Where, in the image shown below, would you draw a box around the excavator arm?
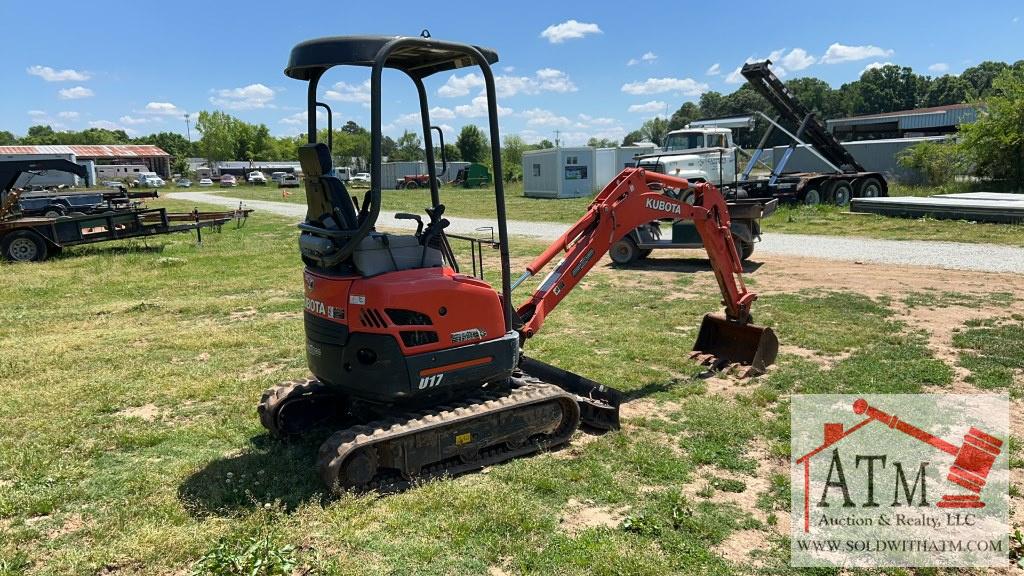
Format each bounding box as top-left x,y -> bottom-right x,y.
514,167 -> 778,375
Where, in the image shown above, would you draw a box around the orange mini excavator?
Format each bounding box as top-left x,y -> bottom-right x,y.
258,33 -> 778,491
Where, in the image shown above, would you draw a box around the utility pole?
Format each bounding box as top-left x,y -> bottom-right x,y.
553,130 -> 560,148
184,113 -> 191,143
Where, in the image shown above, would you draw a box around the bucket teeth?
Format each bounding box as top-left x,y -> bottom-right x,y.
691,313 -> 779,376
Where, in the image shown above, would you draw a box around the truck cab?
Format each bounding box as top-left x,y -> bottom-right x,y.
636,127 -> 737,186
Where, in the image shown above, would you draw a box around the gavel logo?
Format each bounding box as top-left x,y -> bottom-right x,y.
852,398 -> 1003,509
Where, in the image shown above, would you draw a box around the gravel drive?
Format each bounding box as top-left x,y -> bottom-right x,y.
170,191 -> 1024,274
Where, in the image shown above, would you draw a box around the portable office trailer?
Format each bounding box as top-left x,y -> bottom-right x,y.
95,164 -> 150,182
522,147 -> 596,198
595,144 -> 657,188
380,161 -> 470,189
770,136 -> 948,184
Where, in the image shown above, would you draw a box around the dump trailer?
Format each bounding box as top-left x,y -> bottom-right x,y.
735,61 -> 888,205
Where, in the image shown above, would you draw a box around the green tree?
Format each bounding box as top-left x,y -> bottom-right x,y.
20,125 -> 58,145
639,117 -> 670,146
392,130 -> 423,161
924,75 -> 972,107
455,125 -> 489,163
897,141 -> 964,185
536,139 -> 555,149
858,65 -> 929,114
133,131 -> 194,161
698,91 -> 726,118
621,131 -> 643,146
961,61 -> 1010,98
586,137 -> 618,148
195,111 -> 239,162
341,120 -> 367,135
785,77 -> 843,119
441,143 -> 461,162
0,130 -> 18,145
382,135 -> 397,159
501,135 -> 527,181
668,102 -> 700,130
959,67 -> 1024,187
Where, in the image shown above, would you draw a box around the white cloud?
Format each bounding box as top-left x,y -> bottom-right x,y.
89,120 -> 136,134
323,79 -> 371,105
540,19 -> 602,43
278,110 -> 324,125
27,65 -> 89,82
628,52 -> 657,66
628,100 -> 666,114
119,115 -> 152,125
627,58 -> 639,67
706,63 -> 721,76
28,110 -> 47,117
520,108 -> 570,127
725,67 -> 744,84
58,86 -> 93,99
454,95 -> 512,118
859,61 -> 894,75
437,73 -> 484,98
578,114 -> 617,126
502,66 -> 516,73
144,102 -> 184,116
439,69 -> 576,99
210,83 -> 275,110
58,111 -> 79,119
621,77 -> 708,96
821,43 -> 894,64
430,106 -> 455,120
780,48 -> 816,71
928,62 -> 950,74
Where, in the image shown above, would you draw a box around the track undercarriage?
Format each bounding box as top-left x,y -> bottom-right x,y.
258,359 -> 619,493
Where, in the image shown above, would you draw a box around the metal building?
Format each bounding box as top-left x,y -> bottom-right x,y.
0,144 -> 172,177
522,147 -> 596,198
827,104 -> 978,141
380,160 -> 470,189
0,149 -> 95,188
770,136 -> 949,183
594,144 -> 657,188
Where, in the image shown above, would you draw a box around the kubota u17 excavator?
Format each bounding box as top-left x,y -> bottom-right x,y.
258,33 -> 779,491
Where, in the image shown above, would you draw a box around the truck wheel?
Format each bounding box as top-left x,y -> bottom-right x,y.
610,238 -> 640,265
733,235 -> 754,261
1,230 -> 49,262
829,180 -> 852,206
44,206 -> 66,218
406,180 -> 419,189
800,188 -> 821,206
855,177 -> 882,198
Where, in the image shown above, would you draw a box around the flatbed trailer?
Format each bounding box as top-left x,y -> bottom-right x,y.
734,61 -> 889,205
611,197 -> 778,264
0,207 -> 249,263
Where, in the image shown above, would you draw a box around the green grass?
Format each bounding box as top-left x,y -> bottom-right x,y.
212,183 -> 1024,247
0,199 -> 1009,574
953,315 -> 1024,392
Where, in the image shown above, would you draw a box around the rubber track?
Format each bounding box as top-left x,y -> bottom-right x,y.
317,378 -> 580,493
257,378 -> 340,438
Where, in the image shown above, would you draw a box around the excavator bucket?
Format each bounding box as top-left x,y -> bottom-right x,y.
691,313 -> 779,376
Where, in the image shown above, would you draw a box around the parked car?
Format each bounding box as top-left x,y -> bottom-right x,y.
278,174 -> 300,188
139,175 -> 165,188
175,178 -> 192,188
198,178 -> 214,187
248,171 -> 267,185
270,171 -> 287,183
220,175 -> 238,187
350,172 -> 371,184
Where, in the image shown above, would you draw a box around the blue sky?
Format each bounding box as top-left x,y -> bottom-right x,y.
2,0 -> 1021,146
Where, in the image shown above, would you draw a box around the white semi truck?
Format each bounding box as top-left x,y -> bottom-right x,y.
635,127 -> 739,187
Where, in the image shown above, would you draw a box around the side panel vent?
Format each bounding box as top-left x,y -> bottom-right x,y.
359,308 -> 387,328
400,331 -> 439,347
385,308 -> 433,326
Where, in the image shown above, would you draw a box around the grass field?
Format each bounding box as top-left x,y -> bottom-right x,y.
215,183 -> 1024,246
1,200 -> 1021,575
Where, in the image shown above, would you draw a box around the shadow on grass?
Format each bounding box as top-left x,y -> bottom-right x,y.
178,433 -> 330,517
606,257 -> 765,274
56,242 -> 166,259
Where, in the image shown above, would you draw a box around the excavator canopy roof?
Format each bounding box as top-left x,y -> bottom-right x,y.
285,35 -> 499,81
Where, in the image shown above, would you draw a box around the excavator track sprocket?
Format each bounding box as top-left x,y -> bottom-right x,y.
258,378 -> 349,438
317,379 -> 580,493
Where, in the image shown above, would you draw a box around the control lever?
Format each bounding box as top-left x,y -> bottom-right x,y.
394,212 -> 424,236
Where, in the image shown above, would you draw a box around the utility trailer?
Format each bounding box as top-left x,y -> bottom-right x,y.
610,197 -> 777,264
1,158 -> 251,262
734,61 -> 888,205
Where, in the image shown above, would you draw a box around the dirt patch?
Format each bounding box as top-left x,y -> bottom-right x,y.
115,403 -> 161,422
229,308 -> 258,321
196,352 -> 210,362
267,311 -> 302,321
621,398 -> 682,420
715,528 -> 773,569
778,344 -> 849,369
681,439 -> 785,530
239,361 -> 288,381
559,498 -> 630,534
47,513 -> 87,539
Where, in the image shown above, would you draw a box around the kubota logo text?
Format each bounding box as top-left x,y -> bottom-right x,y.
645,197 -> 682,215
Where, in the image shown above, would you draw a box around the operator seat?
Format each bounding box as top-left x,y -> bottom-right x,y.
299,143 -> 359,229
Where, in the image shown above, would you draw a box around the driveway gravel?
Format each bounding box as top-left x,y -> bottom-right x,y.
169,191 -> 1024,274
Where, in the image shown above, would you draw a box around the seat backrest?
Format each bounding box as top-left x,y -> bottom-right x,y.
298,143 -> 359,230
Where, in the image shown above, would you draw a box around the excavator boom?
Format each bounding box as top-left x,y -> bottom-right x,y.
515,167 -> 778,375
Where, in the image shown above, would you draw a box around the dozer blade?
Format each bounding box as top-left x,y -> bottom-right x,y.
519,355 -> 622,430
691,313 -> 779,376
